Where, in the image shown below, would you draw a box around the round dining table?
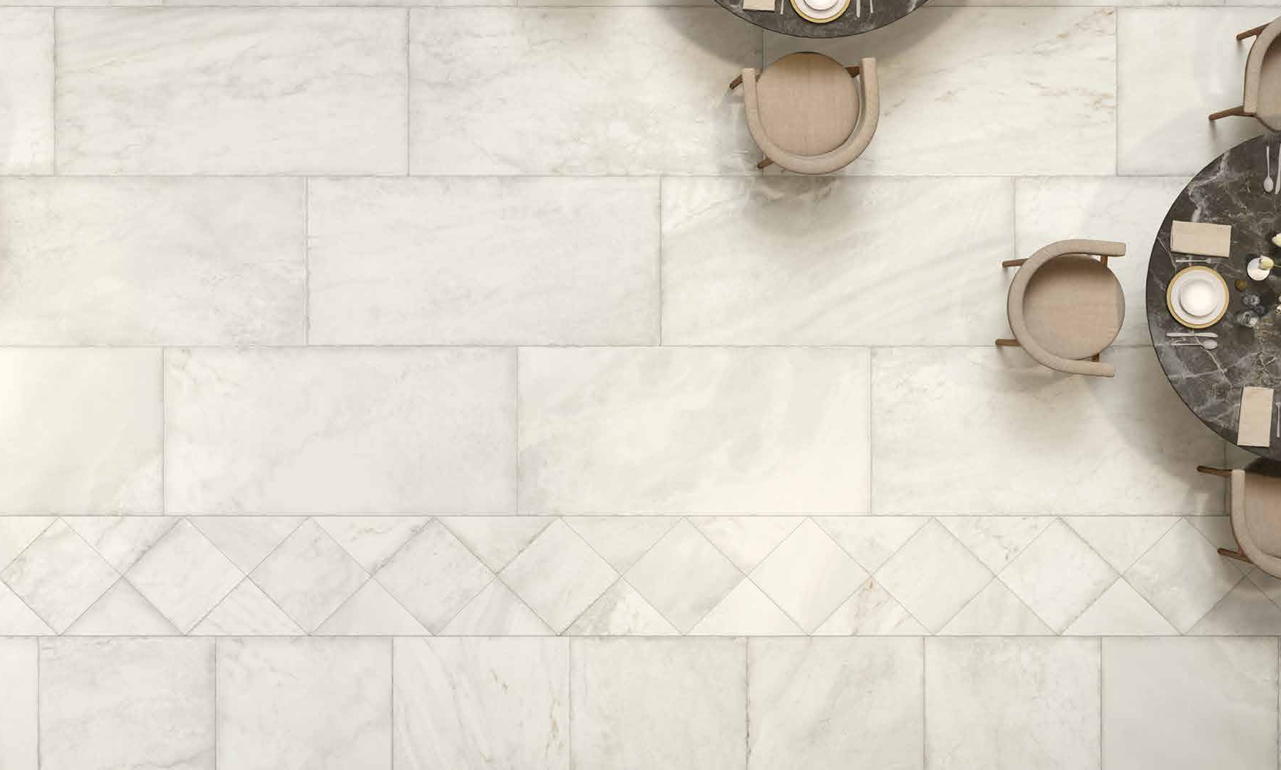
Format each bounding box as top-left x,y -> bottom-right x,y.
1149,133 -> 1281,461
713,0 -> 927,38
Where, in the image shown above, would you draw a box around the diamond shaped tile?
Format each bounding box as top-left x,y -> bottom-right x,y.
1063,580 -> 1176,636
939,517 -> 1053,573
125,520 -> 243,633
750,520 -> 867,632
0,582 -> 54,635
566,580 -> 677,636
189,516 -> 305,574
0,517 -> 55,573
939,579 -> 1051,636
249,519 -> 369,632
65,580 -> 179,636
1189,579 -> 1281,635
691,517 -> 803,573
814,517 -> 928,573
565,517 -> 680,573
317,580 -> 428,636
191,579 -> 303,637
441,580 -> 553,636
311,516 -> 429,574
499,520 -> 617,633
625,520 -> 744,633
814,580 -> 926,636
375,520 -> 494,633
1063,516 -> 1178,574
689,580 -> 802,636
1,520 -> 118,632
63,516 -> 178,573
999,520 -> 1117,632
439,517 -> 556,573
1125,519 -> 1243,633
875,520 -> 991,633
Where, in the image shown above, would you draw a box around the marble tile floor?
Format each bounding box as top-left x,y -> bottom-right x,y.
4,1 -> 1281,768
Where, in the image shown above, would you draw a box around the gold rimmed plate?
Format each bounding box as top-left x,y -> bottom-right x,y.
790,0 -> 851,23
1166,265 -> 1229,329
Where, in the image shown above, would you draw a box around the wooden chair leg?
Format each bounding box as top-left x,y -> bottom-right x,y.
1209,105 -> 1246,122
995,338 -> 1020,347
1090,353 -> 1101,362
1001,258 -> 1027,268
1196,465 -> 1233,478
757,157 -> 773,170
1219,547 -> 1251,563
1100,255 -> 1109,268
729,74 -> 743,90
845,65 -> 861,77
1239,22 -> 1269,40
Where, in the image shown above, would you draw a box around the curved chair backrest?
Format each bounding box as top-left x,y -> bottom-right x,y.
1245,18 -> 1281,117
1006,239 -> 1127,377
741,57 -> 879,175
1232,470 -> 1281,577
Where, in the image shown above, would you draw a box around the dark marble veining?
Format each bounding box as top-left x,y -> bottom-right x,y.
1148,133 -> 1281,460
714,0 -> 927,38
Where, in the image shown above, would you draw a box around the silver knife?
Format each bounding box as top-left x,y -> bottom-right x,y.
1167,331 -> 1218,338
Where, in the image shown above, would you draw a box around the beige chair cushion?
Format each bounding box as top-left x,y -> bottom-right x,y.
1022,255 -> 1125,360
1256,50 -> 1281,129
755,53 -> 859,158
1237,472 -> 1281,559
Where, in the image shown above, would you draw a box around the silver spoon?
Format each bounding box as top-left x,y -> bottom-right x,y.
1266,146 -> 1275,193
1174,339 -> 1219,350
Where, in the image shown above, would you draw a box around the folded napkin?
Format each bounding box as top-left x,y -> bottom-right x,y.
743,0 -> 776,10
1238,386 -> 1274,447
1172,221 -> 1231,258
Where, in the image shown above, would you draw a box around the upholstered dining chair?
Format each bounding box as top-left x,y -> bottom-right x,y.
997,239 -> 1127,377
1196,465 -> 1281,577
729,52 -> 879,175
1209,17 -> 1281,130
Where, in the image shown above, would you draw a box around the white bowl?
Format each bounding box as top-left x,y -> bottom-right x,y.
1179,278 -> 1216,317
804,0 -> 839,10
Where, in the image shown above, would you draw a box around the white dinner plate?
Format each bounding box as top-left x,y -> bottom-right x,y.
790,0 -> 850,22
1166,266 -> 1229,329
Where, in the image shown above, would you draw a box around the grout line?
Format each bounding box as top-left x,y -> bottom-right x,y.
50,8 -> 58,177
1098,636 -> 1104,770
213,637 -> 219,770
744,636 -> 750,770
404,7 -> 411,177
160,349 -> 167,513
36,638 -> 42,770
514,348 -> 522,514
657,178 -> 664,346
921,636 -> 926,770
302,178 -> 310,345
568,637 -> 575,770
867,349 -> 874,514
389,637 -> 395,769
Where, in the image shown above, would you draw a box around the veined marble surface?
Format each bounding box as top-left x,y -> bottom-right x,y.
4,2 -> 1281,769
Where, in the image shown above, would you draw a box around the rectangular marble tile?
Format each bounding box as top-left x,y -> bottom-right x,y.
765,8 -> 1116,176
409,8 -> 760,174
1014,176 -> 1187,346
1118,9 -> 1277,175
520,348 -> 871,514
0,178 -> 304,346
926,637 -> 1101,770
308,178 -> 659,345
394,638 -> 569,770
57,9 -> 407,174
217,637 -> 390,770
748,638 -> 923,770
1103,637 -> 1277,770
0,350 -> 161,514
40,638 -> 214,770
165,348 -> 515,514
0,639 -> 36,770
571,638 -> 746,770
0,11 -> 53,173
662,176 -> 1014,345
872,347 -> 1224,515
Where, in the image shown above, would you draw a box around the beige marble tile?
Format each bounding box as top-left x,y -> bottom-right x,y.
0,639 -> 36,770
410,8 -> 760,174
57,9 -> 407,174
661,176 -> 1014,345
308,177 -> 658,345
519,347 -> 870,514
0,10 -> 53,173
766,7 -> 1116,175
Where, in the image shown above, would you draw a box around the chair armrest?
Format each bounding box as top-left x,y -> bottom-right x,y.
1245,18 -> 1281,114
1006,239 -> 1127,378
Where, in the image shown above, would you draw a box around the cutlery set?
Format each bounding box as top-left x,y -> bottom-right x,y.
1266,144 -> 1280,195
1168,331 -> 1219,350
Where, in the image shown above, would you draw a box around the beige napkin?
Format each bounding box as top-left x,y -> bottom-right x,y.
1172,221 -> 1231,258
1238,386 -> 1274,447
743,0 -> 776,10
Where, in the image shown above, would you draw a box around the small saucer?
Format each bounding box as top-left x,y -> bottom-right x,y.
1166,266 -> 1228,329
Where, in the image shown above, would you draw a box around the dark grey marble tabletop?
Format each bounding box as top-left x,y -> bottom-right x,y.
714,0 -> 927,38
1148,133 -> 1281,461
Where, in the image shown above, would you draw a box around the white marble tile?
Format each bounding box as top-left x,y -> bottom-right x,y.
41,638 -> 214,770
938,517 -> 1053,574
0,518 -> 56,574
1118,9 -> 1277,175
1103,638 -> 1277,770
766,7 -> 1116,175
217,637 -> 391,770
124,520 -> 243,633
375,520 -> 495,633
662,177 -> 1013,345
1013,177 -> 1188,346
319,579 -> 428,636
66,578 -> 180,636
750,520 -> 867,632
63,516 -> 176,574
57,9 -> 407,174
940,579 -> 1053,636
926,638 -> 1101,770
1,520 -> 119,633
192,579 -> 304,636
166,348 -> 515,514
691,579 -> 802,635
1063,579 -> 1177,636
520,348 -> 870,514
394,638 -> 569,770
0,10 -> 53,173
1190,579 -> 1281,635
1125,518 -> 1242,632
440,580 -> 550,636
567,580 -> 678,636
875,520 -> 991,632
314,517 -> 429,574
409,8 -> 759,174
571,639 -> 746,770
872,348 -> 1224,514
499,520 -> 618,633
563,517 -> 679,574
438,517 -> 554,573
999,520 -> 1118,632
624,520 -> 745,632
814,580 -> 927,636
0,639 -> 36,770
748,638 -> 923,770
188,517 -> 304,574
0,178 -> 304,345
0,584 -> 53,635
1063,516 -> 1179,573
309,177 -> 659,345
0,349 -> 161,514
690,517 -> 802,573
814,517 -> 928,573
249,519 -> 369,632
